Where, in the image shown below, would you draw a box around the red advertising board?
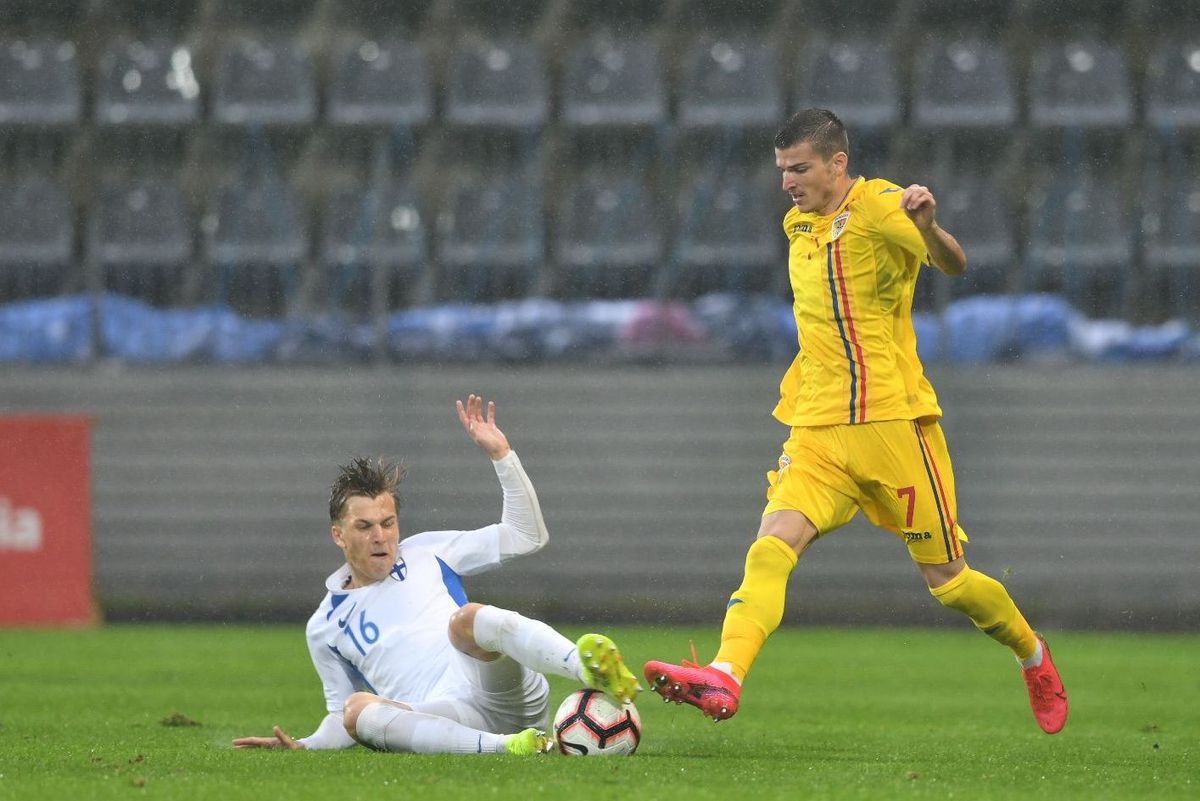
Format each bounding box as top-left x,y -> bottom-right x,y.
0,416 -> 96,626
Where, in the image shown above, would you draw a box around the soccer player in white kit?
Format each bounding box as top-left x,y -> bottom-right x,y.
234,395 -> 639,755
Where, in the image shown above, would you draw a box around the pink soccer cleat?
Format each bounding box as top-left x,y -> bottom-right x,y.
643,658 -> 741,721
1023,635 -> 1068,734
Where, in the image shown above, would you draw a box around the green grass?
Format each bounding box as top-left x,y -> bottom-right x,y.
0,625 -> 1195,801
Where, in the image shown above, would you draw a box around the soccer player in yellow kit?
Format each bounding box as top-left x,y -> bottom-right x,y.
644,109 -> 1068,735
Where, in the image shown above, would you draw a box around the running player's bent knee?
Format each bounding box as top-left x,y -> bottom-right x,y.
757,510 -> 818,555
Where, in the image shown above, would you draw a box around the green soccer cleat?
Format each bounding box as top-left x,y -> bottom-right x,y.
576,632 -> 641,704
504,728 -> 553,755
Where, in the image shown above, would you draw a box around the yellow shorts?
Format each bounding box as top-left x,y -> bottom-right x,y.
763,418 -> 967,565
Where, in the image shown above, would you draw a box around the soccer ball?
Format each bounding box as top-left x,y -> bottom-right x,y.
552,689 -> 641,756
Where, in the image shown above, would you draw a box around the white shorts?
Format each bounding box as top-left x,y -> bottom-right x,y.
408,649 -> 550,735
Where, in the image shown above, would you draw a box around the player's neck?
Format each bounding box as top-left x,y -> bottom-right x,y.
818,176 -> 857,216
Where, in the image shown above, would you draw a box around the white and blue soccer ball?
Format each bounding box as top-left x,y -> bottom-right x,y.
552,689 -> 641,756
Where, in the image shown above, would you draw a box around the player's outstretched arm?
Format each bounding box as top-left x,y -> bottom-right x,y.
456,394 -> 512,460
232,725 -> 305,749
901,184 -> 967,276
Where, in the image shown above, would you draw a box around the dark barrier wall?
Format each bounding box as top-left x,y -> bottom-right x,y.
3,365 -> 1197,630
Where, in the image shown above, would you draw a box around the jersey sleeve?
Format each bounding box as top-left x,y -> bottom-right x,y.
401,450 -> 548,576
299,610 -> 360,749
401,526 -> 503,577
870,186 -> 928,264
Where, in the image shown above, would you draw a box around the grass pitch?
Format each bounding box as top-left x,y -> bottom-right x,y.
0,625 -> 1195,801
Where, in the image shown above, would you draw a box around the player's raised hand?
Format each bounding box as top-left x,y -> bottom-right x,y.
456,394 -> 512,460
232,725 -> 305,750
901,184 -> 938,232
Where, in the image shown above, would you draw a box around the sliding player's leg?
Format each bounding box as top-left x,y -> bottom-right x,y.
343,692 -> 550,755
451,603 -> 639,703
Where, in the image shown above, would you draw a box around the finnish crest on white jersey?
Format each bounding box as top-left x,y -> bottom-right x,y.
389,557 -> 407,581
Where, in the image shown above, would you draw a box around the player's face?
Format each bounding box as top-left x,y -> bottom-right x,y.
332,492 -> 399,587
775,140 -> 848,215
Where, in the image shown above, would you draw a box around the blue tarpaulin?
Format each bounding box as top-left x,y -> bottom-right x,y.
0,292 -> 1193,365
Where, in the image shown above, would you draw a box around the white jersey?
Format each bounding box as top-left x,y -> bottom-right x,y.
299,451 -> 548,749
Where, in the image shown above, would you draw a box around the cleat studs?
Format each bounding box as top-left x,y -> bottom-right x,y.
663,695 -> 671,703
672,683 -> 682,692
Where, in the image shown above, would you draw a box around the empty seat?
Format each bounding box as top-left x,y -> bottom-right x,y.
436,171 -> 542,300
554,169 -> 662,297
0,176 -> 73,299
0,39 -> 81,126
94,39 -> 200,128
1144,39 -> 1200,132
205,176 -> 307,315
212,37 -> 317,127
672,169 -> 784,295
327,38 -> 433,129
561,35 -> 666,128
793,39 -> 899,133
321,179 -> 427,311
1024,170 -> 1133,318
1028,40 -> 1132,130
445,38 -> 548,130
911,38 -> 1016,131
933,176 -> 1016,296
88,176 -> 192,304
677,38 -> 783,131
1142,164 -> 1200,319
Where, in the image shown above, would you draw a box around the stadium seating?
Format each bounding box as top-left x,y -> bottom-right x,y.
670,167 -> 785,296
792,38 -> 900,134
320,177 -> 428,314
1142,160 -> 1200,321
0,0 -> 1187,326
1024,169 -> 1133,319
0,37 -> 80,127
444,38 -> 548,131
677,37 -> 783,132
326,38 -> 433,130
931,174 -> 1018,297
1028,39 -> 1133,130
436,168 -> 543,301
1144,39 -> 1200,132
561,34 -> 666,129
911,38 -> 1017,132
211,36 -> 317,128
0,175 -> 74,300
87,175 -> 193,305
204,174 -> 308,316
553,168 -> 662,298
93,38 -> 200,128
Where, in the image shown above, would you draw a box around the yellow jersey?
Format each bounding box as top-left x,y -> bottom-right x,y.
772,177 -> 943,427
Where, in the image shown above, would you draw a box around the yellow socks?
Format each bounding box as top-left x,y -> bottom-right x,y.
714,536 -> 799,681
930,567 -> 1038,660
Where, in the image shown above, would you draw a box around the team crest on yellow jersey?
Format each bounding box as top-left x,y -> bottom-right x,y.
778,453 -> 791,471
831,212 -> 851,241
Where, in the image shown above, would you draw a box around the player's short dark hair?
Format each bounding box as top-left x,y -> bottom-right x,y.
773,108 -> 850,161
329,457 -> 406,522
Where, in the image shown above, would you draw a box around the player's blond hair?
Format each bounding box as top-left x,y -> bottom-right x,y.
774,108 -> 850,161
329,457 -> 406,522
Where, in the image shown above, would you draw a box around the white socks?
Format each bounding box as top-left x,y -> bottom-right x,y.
355,703 -> 507,754
1019,640 -> 1044,669
708,661 -> 743,685
471,605 -> 583,683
